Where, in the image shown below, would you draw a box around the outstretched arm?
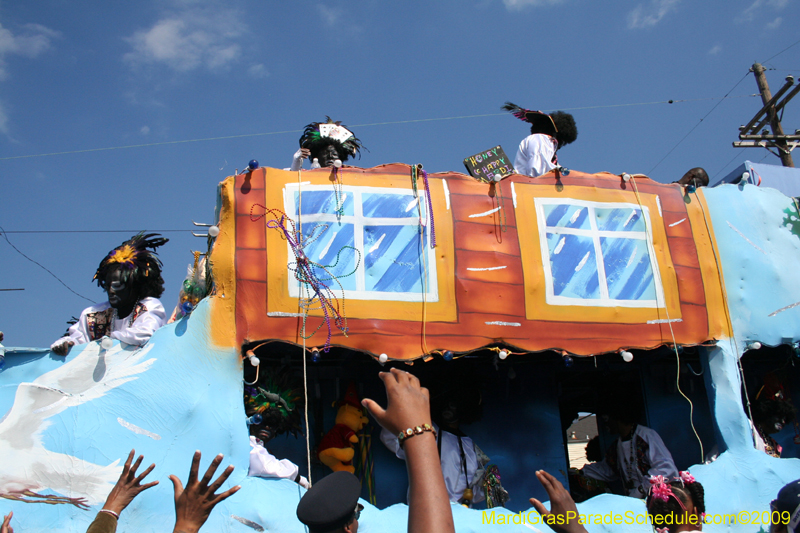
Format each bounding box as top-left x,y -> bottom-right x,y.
170,451 -> 240,533
363,368 -> 455,533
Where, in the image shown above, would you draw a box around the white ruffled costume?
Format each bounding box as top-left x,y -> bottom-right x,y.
51,297 -> 166,350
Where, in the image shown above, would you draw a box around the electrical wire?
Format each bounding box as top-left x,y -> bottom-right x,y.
628,176 -> 704,462
763,37 -> 800,64
0,95 -> 758,163
0,224 -> 94,302
648,72 -> 752,175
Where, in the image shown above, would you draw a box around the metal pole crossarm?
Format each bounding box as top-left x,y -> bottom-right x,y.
739,74 -> 795,134
733,140 -> 798,152
739,134 -> 800,141
747,83 -> 800,139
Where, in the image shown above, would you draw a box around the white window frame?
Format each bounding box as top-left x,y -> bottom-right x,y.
283,183 -> 439,302
534,197 -> 666,309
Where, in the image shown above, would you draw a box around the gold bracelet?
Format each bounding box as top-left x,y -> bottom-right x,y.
397,423 -> 436,447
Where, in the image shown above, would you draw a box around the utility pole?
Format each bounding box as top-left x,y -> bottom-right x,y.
734,63 -> 799,167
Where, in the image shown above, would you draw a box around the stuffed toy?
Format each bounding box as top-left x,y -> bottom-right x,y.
318,383 -> 369,474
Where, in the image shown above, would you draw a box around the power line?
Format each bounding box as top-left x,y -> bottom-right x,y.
763,37 -> 800,64
0,225 -> 94,302
712,149 -> 747,180
0,94 -> 758,163
648,72 -> 752,175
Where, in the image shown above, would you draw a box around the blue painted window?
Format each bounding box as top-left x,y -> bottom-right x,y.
284,185 -> 437,302
535,198 -> 664,307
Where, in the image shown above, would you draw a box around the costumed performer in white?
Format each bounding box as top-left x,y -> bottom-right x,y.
581,398 -> 677,498
50,233 -> 169,355
381,383 -> 500,507
502,102 -> 578,178
244,365 -> 309,488
287,117 -> 366,170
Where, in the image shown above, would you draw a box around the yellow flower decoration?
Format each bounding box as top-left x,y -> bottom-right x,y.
108,244 -> 137,265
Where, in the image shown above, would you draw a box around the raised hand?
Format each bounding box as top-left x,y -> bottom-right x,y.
362,368 -> 432,437
529,470 -> 588,533
102,449 -> 159,515
170,451 -> 240,533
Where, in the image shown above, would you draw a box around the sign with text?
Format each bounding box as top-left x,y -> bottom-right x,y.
463,145 -> 514,182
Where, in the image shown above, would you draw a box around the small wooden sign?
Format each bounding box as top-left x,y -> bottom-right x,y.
463,145 -> 515,182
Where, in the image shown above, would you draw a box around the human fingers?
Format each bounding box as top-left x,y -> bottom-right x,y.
210,484 -> 241,506
169,475 -> 184,501
536,470 -> 556,495
134,463 -> 156,485
129,454 -> 144,478
361,398 -> 387,425
406,371 -> 421,388
529,498 -> 549,518
389,367 -> 410,383
199,454 -> 224,488
139,480 -> 160,491
118,449 -> 134,479
378,369 -> 399,387
2,512 -> 12,528
206,464 -> 234,495
187,451 -> 201,486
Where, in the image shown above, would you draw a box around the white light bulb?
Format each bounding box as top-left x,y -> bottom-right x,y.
493,173 -> 502,182
379,353 -> 388,364
748,341 -> 762,351
621,350 -> 633,362
100,336 -> 113,350
208,225 -> 220,237
333,159 -> 342,168
742,172 -> 750,182
499,350 -> 508,360
622,173 -> 632,182
249,355 -> 260,367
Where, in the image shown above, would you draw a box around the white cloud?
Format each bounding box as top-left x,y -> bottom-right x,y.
318,5 -> 342,26
737,0 -> 786,23
316,5 -> 363,36
503,0 -> 566,9
0,100 -> 9,135
736,0 -> 761,22
766,16 -> 782,28
247,63 -> 268,79
627,0 -> 680,29
708,44 -> 722,55
140,125 -> 150,135
0,23 -> 59,80
123,6 -> 243,72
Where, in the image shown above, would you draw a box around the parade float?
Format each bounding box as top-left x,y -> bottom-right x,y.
2,159 -> 800,532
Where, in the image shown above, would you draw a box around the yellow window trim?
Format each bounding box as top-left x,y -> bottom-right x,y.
264,168 -> 457,322
514,183 -> 682,323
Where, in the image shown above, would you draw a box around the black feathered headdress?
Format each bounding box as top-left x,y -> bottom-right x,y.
94,233 -> 168,295
298,116 -> 365,161
502,102 -> 558,137
244,366 -> 304,438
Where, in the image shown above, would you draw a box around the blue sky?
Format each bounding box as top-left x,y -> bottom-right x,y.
0,0 -> 798,347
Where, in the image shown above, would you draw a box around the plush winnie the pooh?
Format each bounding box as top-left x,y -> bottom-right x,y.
318,383 -> 369,473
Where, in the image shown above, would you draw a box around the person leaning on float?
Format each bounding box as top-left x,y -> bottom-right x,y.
287,117 -> 366,170
50,233 -> 169,356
